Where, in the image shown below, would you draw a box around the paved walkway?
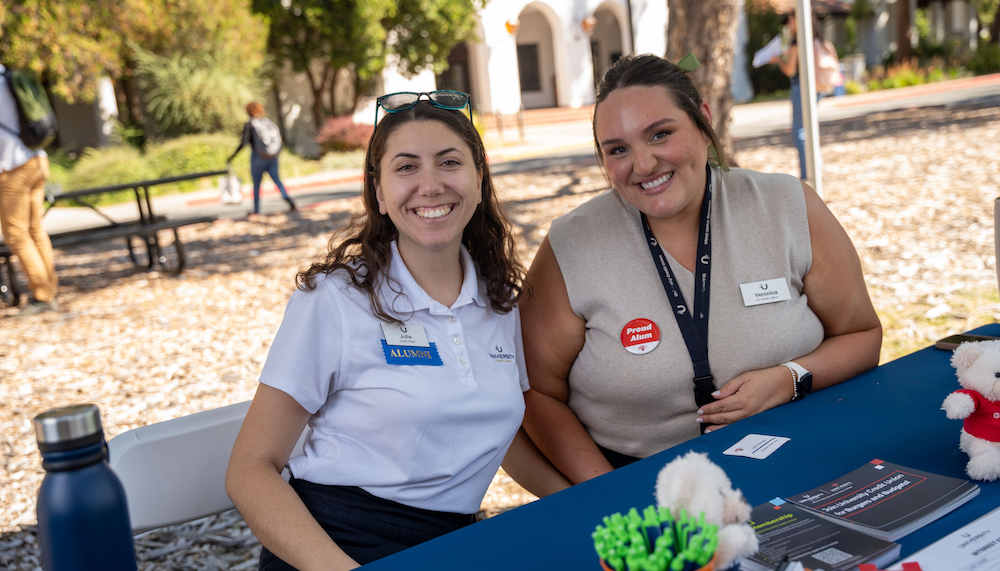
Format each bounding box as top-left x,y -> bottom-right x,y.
42,72 -> 1000,233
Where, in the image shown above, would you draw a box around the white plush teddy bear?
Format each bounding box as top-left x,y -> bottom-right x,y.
942,339 -> 1000,481
654,451 -> 759,570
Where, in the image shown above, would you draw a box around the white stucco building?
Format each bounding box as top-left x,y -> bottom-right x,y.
465,0 -> 665,114
56,0 -> 979,156
271,0 -> 667,155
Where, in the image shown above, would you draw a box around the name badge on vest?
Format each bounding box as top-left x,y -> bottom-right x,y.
380,323 -> 443,366
739,278 -> 792,307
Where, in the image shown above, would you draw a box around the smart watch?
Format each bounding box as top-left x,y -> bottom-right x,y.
782,361 -> 812,401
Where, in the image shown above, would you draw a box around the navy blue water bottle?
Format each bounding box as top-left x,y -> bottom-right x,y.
34,404 -> 138,571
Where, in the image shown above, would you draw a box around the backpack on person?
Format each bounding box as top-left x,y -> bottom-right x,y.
814,38 -> 843,94
249,117 -> 282,159
0,67 -> 58,149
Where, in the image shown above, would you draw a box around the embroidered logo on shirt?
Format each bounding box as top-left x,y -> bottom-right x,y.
382,340 -> 443,366
490,344 -> 515,363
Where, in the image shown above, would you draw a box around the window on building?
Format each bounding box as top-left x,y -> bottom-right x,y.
517,44 -> 541,92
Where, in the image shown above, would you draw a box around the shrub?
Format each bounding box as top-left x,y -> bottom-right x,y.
57,147 -> 159,204
968,42 -> 1000,75
844,80 -> 865,95
132,45 -> 267,137
316,116 -> 373,154
144,134 -> 238,194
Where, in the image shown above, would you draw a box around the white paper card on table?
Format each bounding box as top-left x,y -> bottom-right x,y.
723,434 -> 790,459
888,505 -> 1000,570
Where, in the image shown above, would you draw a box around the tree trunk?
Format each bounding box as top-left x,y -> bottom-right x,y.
991,0 -> 1000,45
896,0 -> 913,62
666,0 -> 740,164
329,67 -> 340,117
352,73 -> 377,114
303,63 -> 333,129
116,67 -> 144,131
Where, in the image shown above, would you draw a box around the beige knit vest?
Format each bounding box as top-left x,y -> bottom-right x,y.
548,167 -> 824,457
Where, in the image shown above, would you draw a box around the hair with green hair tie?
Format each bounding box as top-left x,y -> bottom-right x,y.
594,53 -> 731,171
675,53 -> 700,73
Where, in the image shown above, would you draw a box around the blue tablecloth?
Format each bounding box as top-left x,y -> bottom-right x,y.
363,325 -> 1000,569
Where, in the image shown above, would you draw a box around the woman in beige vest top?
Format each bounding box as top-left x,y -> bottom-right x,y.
520,54 -> 881,484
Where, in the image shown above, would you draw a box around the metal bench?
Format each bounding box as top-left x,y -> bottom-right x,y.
0,170 -> 225,307
0,215 -> 216,306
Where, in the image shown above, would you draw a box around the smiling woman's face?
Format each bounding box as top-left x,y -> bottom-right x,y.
594,85 -> 712,228
375,119 -> 483,260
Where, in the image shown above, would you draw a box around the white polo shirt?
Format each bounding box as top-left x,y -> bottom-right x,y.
259,242 -> 529,514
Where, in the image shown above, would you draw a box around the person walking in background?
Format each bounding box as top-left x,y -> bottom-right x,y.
227,101 -> 296,216
772,13 -> 842,180
0,64 -> 58,316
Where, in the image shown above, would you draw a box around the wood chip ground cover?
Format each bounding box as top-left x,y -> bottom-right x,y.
1,102 -> 998,569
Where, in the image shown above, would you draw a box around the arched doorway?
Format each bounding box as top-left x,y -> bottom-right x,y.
515,5 -> 557,109
589,5 -> 624,89
437,42 -> 472,96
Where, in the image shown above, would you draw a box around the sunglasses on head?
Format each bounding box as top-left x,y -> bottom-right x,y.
374,90 -> 473,131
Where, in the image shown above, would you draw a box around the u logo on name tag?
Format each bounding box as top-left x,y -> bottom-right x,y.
739,278 -> 791,307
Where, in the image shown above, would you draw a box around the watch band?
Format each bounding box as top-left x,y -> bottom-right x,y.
782,361 -> 811,401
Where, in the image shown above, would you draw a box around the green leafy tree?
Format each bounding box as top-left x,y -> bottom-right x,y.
254,0 -> 395,127
1,0 -> 268,135
973,0 -> 1000,43
132,45 -> 268,136
255,0 -> 480,127
0,0 -> 129,103
382,0 -> 482,76
117,0 -> 270,138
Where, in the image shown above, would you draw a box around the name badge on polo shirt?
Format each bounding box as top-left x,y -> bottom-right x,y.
739,278 -> 792,307
380,323 -> 443,366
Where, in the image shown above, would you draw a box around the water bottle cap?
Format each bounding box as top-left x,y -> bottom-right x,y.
33,404 -> 103,445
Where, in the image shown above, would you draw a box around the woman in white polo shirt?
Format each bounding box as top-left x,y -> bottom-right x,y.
226,93 -> 568,571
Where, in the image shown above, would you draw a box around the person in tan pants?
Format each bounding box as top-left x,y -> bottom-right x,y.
0,65 -> 58,316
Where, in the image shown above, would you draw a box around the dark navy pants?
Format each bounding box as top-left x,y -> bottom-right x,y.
598,444 -> 640,469
258,479 -> 477,570
249,154 -> 293,214
789,76 -> 824,181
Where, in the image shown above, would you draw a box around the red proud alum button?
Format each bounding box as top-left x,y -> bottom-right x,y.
621,318 -> 660,355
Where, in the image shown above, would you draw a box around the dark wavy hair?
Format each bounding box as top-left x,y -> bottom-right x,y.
592,54 -> 730,169
295,101 -> 525,322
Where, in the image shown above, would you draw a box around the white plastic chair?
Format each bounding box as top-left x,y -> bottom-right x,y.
107,400 -> 307,534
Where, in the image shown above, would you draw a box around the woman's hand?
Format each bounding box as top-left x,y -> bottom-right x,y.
696,366 -> 795,431
227,385 -> 360,571
777,44 -> 798,77
698,181 -> 881,432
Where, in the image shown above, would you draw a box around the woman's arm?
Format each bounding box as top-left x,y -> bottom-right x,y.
228,123 -> 250,163
775,43 -> 798,77
501,426 -> 572,497
226,384 -> 360,571
520,237 -> 615,484
697,181 -> 882,429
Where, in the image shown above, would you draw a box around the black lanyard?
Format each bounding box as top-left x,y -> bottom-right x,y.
640,164 -> 715,410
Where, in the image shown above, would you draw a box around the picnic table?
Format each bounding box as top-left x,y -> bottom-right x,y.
0,170 -> 226,307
